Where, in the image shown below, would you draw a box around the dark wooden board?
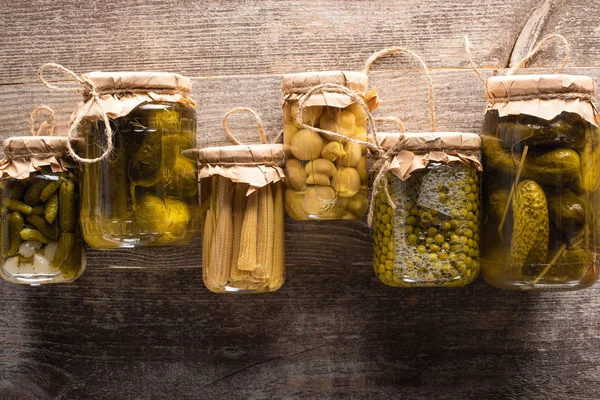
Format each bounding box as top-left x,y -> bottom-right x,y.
1,0 -> 600,398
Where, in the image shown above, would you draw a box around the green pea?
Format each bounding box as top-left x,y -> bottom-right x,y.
439,252 -> 448,261
441,221 -> 452,231
405,225 -> 414,234
407,234 -> 418,244
427,227 -> 437,237
434,234 -> 445,245
428,253 -> 438,261
406,216 -> 417,225
450,234 -> 460,243
416,245 -> 427,254
410,206 -> 419,216
421,212 -> 433,223
425,237 -> 434,246
441,242 -> 451,252
430,244 -> 440,253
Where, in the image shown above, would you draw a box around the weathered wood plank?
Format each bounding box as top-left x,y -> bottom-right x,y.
0,0 -> 598,85
1,267 -> 599,399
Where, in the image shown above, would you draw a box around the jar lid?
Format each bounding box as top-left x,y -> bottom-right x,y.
82,71 -> 192,94
376,132 -> 481,152
197,144 -> 284,165
486,74 -> 596,100
281,71 -> 368,94
1,136 -> 76,179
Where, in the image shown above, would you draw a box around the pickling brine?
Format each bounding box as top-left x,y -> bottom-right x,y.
79,103 -> 200,248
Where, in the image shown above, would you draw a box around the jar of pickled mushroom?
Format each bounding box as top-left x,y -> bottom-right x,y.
198,109 -> 286,293
481,74 -> 599,291
0,130 -> 85,285
281,71 -> 379,220
371,132 -> 482,287
40,68 -> 200,249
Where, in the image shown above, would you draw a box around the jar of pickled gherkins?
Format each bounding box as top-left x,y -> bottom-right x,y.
198,108 -> 286,293
0,112 -> 85,284
371,132 -> 482,287
281,71 -> 379,220
481,74 -> 599,291
40,68 -> 200,249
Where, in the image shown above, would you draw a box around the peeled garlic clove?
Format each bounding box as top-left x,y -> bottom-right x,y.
318,112 -> 338,133
33,253 -> 53,274
302,185 -> 336,215
306,174 -> 331,186
284,189 -> 308,220
19,240 -> 43,258
357,155 -> 368,181
331,167 -> 361,198
305,158 -> 337,177
18,262 -> 35,275
285,159 -> 308,191
342,142 -> 363,167
290,129 -> 324,161
44,241 -> 58,262
321,141 -> 346,161
3,256 -> 20,275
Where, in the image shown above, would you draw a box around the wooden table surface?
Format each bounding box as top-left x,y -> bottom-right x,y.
1,1 -> 600,399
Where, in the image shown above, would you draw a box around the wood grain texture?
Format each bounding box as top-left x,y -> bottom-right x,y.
0,0 -> 599,85
1,0 -> 600,399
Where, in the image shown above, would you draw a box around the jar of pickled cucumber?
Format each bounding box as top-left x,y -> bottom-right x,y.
0,136 -> 85,285
481,74 -> 600,291
198,134 -> 285,293
70,72 -> 200,248
372,132 -> 482,287
281,71 -> 379,220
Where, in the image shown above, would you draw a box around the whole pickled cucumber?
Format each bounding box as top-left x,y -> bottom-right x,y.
52,232 -> 75,272
7,212 -> 25,256
483,137 -> 580,186
163,156 -> 198,197
44,194 -> 58,223
509,180 -> 549,276
59,179 -> 77,232
26,214 -> 58,240
40,179 -> 62,201
574,130 -> 600,194
547,190 -> 586,236
23,179 -> 49,205
19,228 -> 50,244
3,198 -> 33,215
31,205 -> 45,216
495,113 -> 588,150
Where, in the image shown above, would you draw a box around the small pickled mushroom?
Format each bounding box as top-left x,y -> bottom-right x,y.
331,168 -> 361,198
319,112 -> 339,133
302,185 -> 336,215
304,158 -> 337,177
306,174 -> 330,185
321,142 -> 346,161
349,102 -> 367,126
357,156 -> 368,181
353,126 -> 367,142
290,103 -> 323,126
284,188 -> 308,220
342,142 -> 363,167
135,194 -> 191,243
336,110 -> 356,137
290,129 -> 324,160
285,159 -> 308,191
346,191 -> 368,216
283,123 -> 299,149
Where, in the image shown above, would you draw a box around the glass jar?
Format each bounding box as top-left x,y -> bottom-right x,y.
481,74 -> 599,291
281,71 -> 378,220
372,132 -> 482,287
74,72 -> 200,248
198,144 -> 285,293
0,137 -> 85,284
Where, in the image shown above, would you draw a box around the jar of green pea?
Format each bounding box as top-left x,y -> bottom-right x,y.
372,132 -> 482,287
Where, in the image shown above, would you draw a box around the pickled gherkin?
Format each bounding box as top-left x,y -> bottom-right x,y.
79,103 -> 200,248
0,172 -> 85,285
373,163 -> 481,288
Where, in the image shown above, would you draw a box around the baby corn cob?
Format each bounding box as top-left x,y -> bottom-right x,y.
269,181 -> 285,290
201,208 -> 214,278
230,183 -> 252,282
253,187 -> 271,279
211,176 -> 234,287
238,189 -> 259,271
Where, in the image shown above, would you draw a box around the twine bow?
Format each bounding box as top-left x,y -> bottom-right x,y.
222,107 -> 269,145
39,63 -> 113,164
363,47 -> 437,226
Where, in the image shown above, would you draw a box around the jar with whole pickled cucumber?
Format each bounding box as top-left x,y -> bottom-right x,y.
52,70 -> 200,249
0,133 -> 85,285
198,109 -> 286,293
281,71 -> 379,220
481,74 -> 599,291
371,132 -> 482,287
